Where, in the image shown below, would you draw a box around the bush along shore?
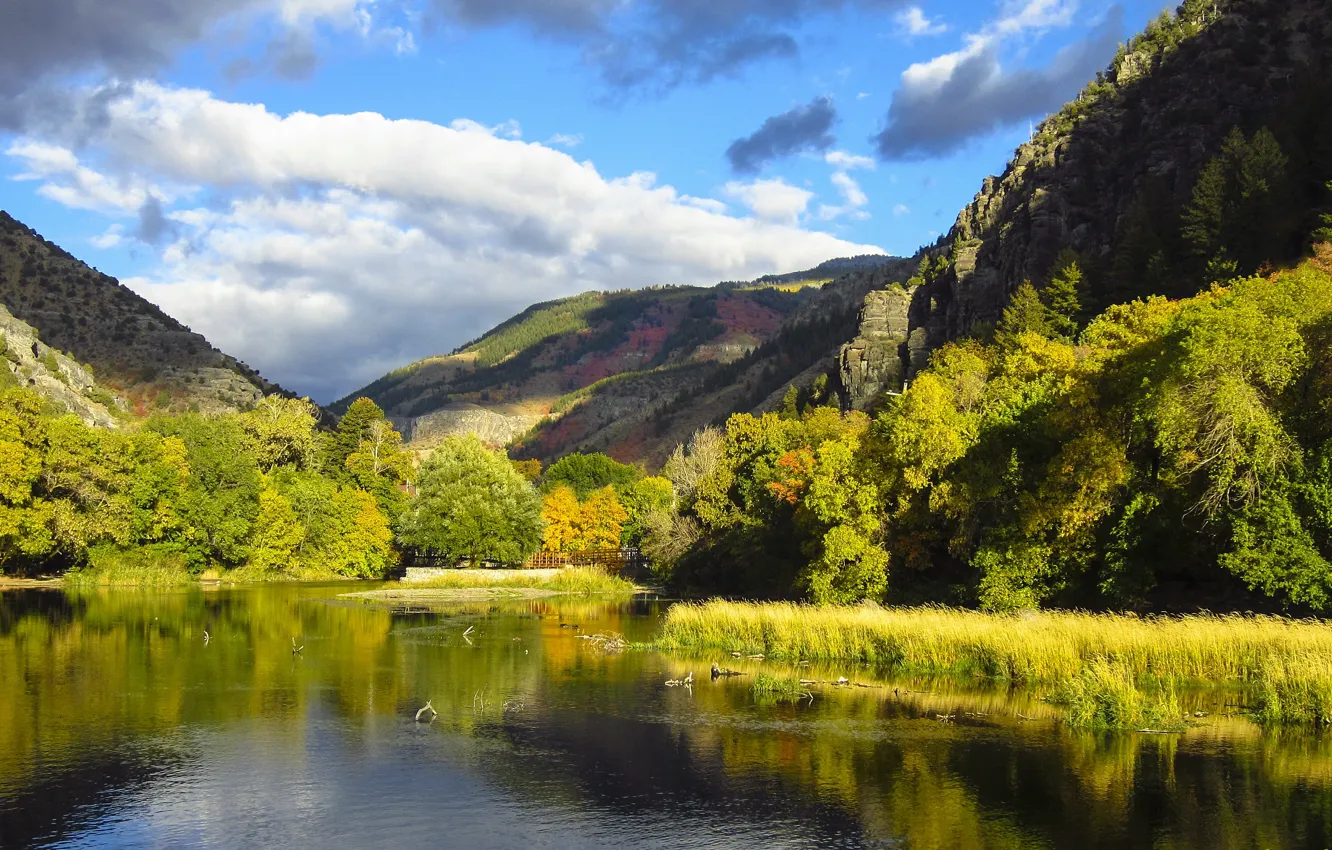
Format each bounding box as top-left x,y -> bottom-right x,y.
654,600 -> 1332,728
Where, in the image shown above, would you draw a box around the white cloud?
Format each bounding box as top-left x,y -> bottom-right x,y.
893,203 -> 910,216
724,178 -> 814,225
90,224 -> 125,249
547,133 -> 584,148
12,82 -> 882,401
894,7 -> 948,37
824,150 -> 875,171
830,172 -> 868,208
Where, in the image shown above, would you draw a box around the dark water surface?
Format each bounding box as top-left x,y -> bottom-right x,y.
1,585 -> 1330,849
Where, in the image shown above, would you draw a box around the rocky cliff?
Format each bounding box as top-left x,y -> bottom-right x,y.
0,304 -> 124,427
900,0 -> 1332,367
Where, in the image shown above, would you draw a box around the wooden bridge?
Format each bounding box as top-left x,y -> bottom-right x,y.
522,548 -> 644,571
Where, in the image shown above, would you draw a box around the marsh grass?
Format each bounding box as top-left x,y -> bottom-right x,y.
64,547 -> 195,589
1256,655 -> 1332,727
411,567 -> 638,595
656,600 -> 1332,727
751,672 -> 812,704
1047,659 -> 1184,731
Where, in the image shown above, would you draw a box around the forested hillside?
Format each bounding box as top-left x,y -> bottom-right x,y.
0,212 -> 288,414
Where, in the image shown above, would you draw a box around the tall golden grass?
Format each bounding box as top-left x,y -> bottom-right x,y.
410,567 -> 638,594
656,601 -> 1332,726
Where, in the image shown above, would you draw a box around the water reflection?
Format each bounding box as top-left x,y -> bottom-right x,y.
0,586 -> 1329,849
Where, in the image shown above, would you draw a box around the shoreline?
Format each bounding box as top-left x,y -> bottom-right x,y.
343,586 -> 571,602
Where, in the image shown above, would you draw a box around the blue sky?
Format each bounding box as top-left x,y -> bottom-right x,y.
1,0 -> 1168,401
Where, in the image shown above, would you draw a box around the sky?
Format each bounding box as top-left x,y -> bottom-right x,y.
1,0 -> 1168,403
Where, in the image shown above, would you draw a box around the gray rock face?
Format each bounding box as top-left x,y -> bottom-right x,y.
0,304 -> 123,427
395,404 -> 544,447
839,285 -> 914,407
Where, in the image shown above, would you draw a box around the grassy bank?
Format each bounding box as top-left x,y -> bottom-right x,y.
656,601 -> 1332,727
63,548 -> 198,589
404,567 -> 639,595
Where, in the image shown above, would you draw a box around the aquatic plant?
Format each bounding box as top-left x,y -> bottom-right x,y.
63,546 -> 196,588
1255,655 -> 1332,727
1046,659 -> 1184,731
751,672 -> 812,704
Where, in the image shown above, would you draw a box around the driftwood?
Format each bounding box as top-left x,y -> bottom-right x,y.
665,671 -> 694,687
710,663 -> 745,680
415,701 -> 437,721
291,637 -> 304,654
202,630 -> 210,645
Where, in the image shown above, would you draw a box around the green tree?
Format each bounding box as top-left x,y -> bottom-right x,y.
994,281 -> 1052,348
398,435 -> 543,565
1182,127 -> 1293,279
325,397 -> 387,480
239,396 -> 320,473
248,486 -> 305,574
149,415 -> 261,569
542,452 -> 640,498
1043,249 -> 1084,341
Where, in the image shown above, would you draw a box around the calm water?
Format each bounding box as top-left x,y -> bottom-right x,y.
1,585 -> 1330,849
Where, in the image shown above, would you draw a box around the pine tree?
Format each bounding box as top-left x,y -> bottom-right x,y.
1042,249 -> 1084,342
325,397 -> 386,480
995,281 -> 1051,348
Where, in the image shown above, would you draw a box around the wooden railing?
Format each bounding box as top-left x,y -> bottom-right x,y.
523,548 -> 643,571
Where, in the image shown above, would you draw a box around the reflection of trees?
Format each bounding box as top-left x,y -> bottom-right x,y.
0,584 -> 400,843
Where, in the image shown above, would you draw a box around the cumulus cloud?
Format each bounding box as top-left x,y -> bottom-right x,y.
894,7 -> 947,37
7,83 -> 881,401
724,178 -> 815,225
726,97 -> 837,175
874,1 -> 1123,160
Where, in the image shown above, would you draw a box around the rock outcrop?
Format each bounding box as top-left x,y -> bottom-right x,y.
839,285 -> 914,407
395,404 -> 544,448
0,304 -> 123,427
905,0 -> 1332,362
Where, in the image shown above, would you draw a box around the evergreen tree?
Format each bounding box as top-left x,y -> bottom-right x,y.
1042,249 -> 1085,342
326,397 -> 387,480
1183,127 -> 1293,280
995,281 -> 1052,348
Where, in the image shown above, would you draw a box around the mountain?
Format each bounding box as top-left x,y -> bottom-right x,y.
337,257 -> 915,465
332,0 -> 1332,466
0,211 -> 287,414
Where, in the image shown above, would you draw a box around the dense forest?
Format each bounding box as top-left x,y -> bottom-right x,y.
0,382 -> 409,581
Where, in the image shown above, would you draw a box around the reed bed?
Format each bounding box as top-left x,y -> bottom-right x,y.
1047,659 -> 1184,731
656,600 -> 1332,693
63,549 -> 195,588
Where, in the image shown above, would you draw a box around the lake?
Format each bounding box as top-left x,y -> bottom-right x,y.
1,584 -> 1329,849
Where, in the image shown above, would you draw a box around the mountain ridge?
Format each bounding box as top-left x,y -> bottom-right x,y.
0,211 -> 292,415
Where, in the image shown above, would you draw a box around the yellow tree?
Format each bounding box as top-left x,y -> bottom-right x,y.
541,485 -> 582,552
578,486 -> 628,550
